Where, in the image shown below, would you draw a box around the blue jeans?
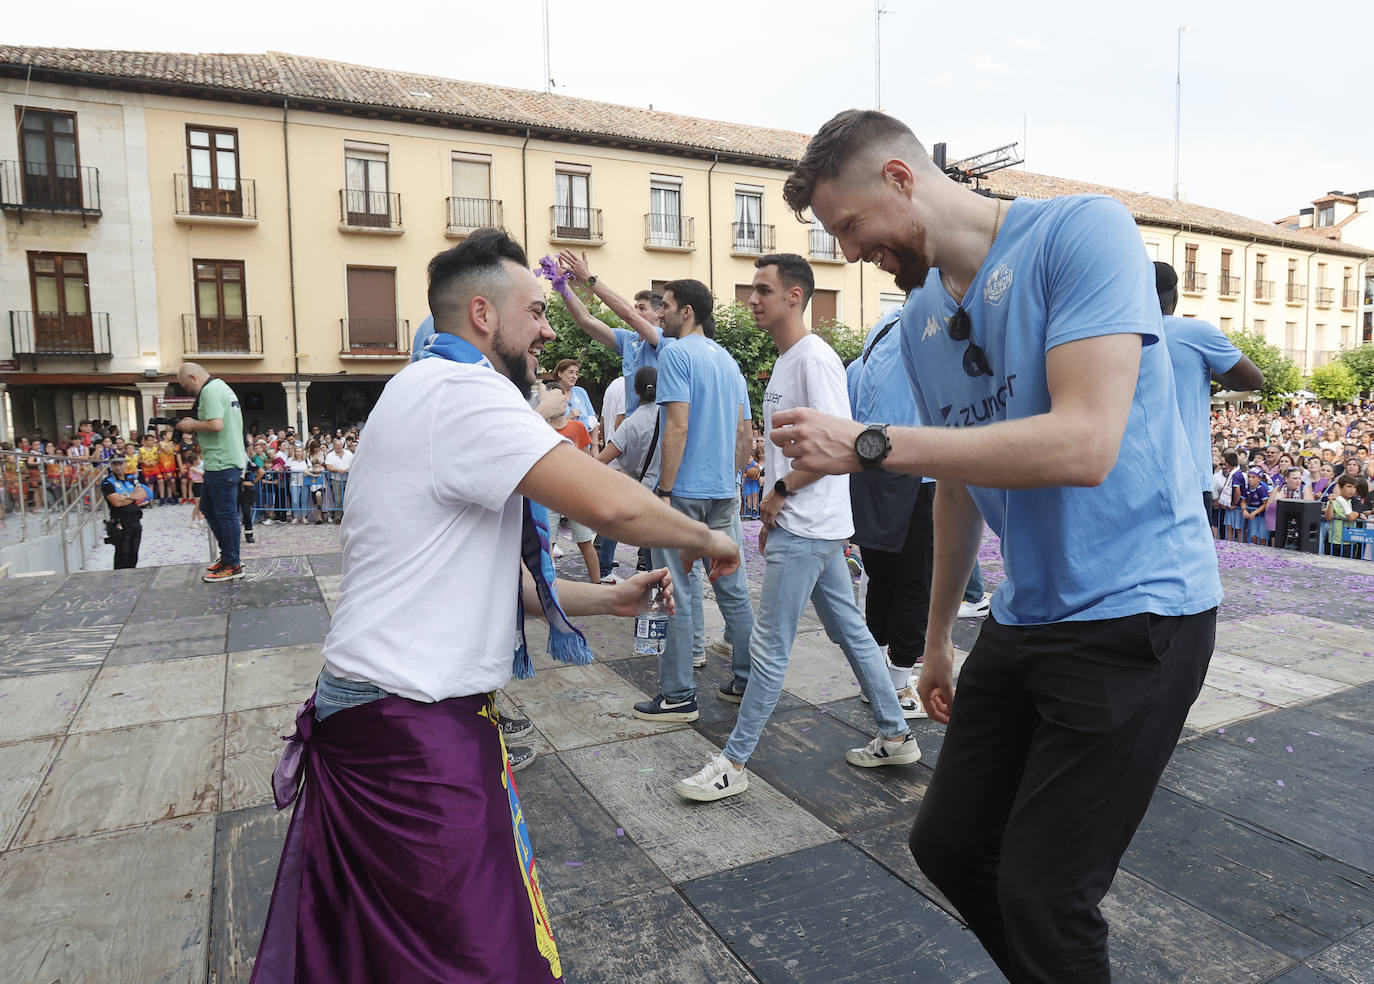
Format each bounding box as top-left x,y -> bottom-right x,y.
650,495 -> 754,701
724,527 -> 908,765
290,481 -> 306,516
596,536 -> 618,578
965,560 -> 985,604
314,667 -> 391,721
200,466 -> 242,567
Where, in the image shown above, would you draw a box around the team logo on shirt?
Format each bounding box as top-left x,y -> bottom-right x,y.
938,374 -> 1019,427
922,314 -> 944,340
983,263 -> 1013,306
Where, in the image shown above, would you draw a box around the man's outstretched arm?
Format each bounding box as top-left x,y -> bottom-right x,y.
559,250 -> 660,344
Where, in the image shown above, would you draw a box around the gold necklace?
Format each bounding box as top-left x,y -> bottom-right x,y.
942,198 -> 1004,300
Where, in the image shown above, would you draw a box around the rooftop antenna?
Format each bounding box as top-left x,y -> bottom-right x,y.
543,0 -> 553,93
875,1 -> 890,110
942,142 -> 1024,187
1173,26 -> 1189,201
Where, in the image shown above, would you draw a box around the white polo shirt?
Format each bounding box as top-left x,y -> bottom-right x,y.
323,357 -> 562,701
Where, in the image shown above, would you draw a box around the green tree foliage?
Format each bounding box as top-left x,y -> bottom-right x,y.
811,319 -> 866,365
1334,344 -> 1374,396
538,291 -> 626,411
710,301 -> 777,420
1308,361 -> 1360,404
1224,330 -> 1302,410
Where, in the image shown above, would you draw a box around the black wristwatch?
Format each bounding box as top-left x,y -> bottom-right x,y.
653,484 -> 671,498
773,478 -> 795,498
585,275 -> 598,287
855,423 -> 892,471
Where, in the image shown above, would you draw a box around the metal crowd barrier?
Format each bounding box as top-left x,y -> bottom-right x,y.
0,448 -> 110,573
247,469 -> 349,525
1211,499 -> 1371,562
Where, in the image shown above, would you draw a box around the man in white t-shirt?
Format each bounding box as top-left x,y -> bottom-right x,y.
322,436 -> 354,521
674,253 -> 921,803
250,229 -> 739,984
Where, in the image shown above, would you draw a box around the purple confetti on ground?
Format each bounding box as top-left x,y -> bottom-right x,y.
564,861 -> 584,867
615,828 -> 624,837
592,750 -> 600,757
818,708 -> 827,714
1217,728 -> 1225,734
1308,731 -> 1322,736
1276,780 -> 1285,787
1246,737 -> 1256,743
800,727 -> 811,732
1286,746 -> 1294,753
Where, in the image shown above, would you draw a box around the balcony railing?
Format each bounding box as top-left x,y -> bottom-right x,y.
643,212 -> 694,249
340,318 -> 411,356
446,197 -> 502,235
1286,283 -> 1307,304
1282,347 -> 1308,368
0,160 -> 101,220
810,228 -> 844,261
732,222 -> 776,255
550,205 -> 603,242
10,311 -> 111,358
340,190 -> 402,231
174,173 -> 256,219
1219,274 -> 1242,297
1182,268 -> 1207,293
1254,280 -> 1275,301
1312,350 -> 1339,367
1315,287 -> 1335,308
1343,289 -> 1359,309
181,313 -> 263,356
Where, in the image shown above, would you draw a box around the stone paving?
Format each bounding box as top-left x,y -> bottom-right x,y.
0,525 -> 1372,983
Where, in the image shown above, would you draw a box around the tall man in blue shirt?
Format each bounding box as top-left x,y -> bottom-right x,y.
773,110 -> 1222,983
1155,260 -> 1262,514
633,279 -> 756,722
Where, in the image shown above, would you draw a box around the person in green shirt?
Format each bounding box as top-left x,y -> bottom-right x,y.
176,362 -> 248,582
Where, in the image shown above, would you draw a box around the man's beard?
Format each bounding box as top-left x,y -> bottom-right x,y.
491,327 -> 536,389
891,243 -> 931,293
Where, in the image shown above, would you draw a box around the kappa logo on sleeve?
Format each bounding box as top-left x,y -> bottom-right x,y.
983,263 -> 1013,306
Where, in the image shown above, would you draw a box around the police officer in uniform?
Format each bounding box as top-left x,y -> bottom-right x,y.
101,456 -> 148,569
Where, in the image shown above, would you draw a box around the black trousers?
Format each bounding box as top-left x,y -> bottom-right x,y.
112,522 -> 141,570
858,481 -> 934,669
910,608 -> 1216,983
239,486 -> 255,531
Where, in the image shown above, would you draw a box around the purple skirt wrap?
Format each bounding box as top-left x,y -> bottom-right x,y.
249,693 -> 562,984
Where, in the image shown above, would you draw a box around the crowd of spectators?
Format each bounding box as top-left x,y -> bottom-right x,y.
1210,399 -> 1373,556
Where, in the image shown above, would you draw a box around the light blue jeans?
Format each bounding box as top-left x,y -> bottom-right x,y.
724,526 -> 908,765
965,561 -> 985,604
314,667 -> 391,722
651,495 -> 754,701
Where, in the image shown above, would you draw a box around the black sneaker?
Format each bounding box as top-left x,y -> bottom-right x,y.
245,531 -> 255,544
500,715 -> 535,741
718,680 -> 746,704
631,693 -> 699,722
507,745 -> 536,772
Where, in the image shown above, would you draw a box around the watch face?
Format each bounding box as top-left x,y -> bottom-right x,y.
856,429 -> 886,460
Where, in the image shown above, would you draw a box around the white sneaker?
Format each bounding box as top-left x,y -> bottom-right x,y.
846,732 -> 923,768
600,575 -> 619,585
552,544 -> 564,559
706,639 -> 732,659
897,686 -> 928,720
957,593 -> 992,618
673,753 -> 748,802
693,651 -> 707,668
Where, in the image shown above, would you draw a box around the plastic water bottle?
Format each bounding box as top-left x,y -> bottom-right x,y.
633,586 -> 668,656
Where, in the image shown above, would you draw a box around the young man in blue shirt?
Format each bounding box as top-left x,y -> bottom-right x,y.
633,279 -> 756,722
1155,261 -> 1262,515
773,110 -> 1222,983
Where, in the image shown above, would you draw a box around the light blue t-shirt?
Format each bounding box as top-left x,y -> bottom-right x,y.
615,327 -> 664,414
1163,314 -> 1241,493
847,313 -> 933,485
656,333 -> 750,499
899,194 -> 1222,625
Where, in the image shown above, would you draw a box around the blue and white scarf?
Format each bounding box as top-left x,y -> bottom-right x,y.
415,329 -> 594,679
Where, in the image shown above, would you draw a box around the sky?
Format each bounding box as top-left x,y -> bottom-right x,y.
10,0 -> 1371,224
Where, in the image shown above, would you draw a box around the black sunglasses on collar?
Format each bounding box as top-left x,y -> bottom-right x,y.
948,307 -> 993,378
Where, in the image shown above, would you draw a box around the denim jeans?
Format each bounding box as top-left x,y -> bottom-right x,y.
965,560 -> 986,604
200,467 -> 242,567
314,667 -> 392,722
596,536 -> 618,578
724,526 -> 908,765
650,495 -> 754,701
290,481 -> 306,516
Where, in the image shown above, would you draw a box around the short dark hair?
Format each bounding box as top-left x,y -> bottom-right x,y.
1223,451 -> 1239,468
662,279 -> 715,334
755,253 -> 815,307
783,110 -> 927,222
426,227 -> 528,328
633,366 -> 657,402
634,289 -> 665,311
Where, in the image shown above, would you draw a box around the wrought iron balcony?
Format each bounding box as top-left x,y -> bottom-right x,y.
1315,287 -> 1335,308
1218,274 -> 1242,298
1343,289 -> 1359,309
181,313 -> 264,356
1182,268 -> 1207,293
10,311 -> 111,358
809,228 -> 844,262
339,190 -> 403,231
1286,283 -> 1307,304
446,197 -> 503,236
550,206 -> 603,242
1254,280 -> 1275,301
1282,348 -> 1308,368
0,160 -> 101,221
732,222 -> 775,255
1312,349 -> 1339,367
643,212 -> 694,249
341,318 -> 411,356
174,173 -> 256,220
